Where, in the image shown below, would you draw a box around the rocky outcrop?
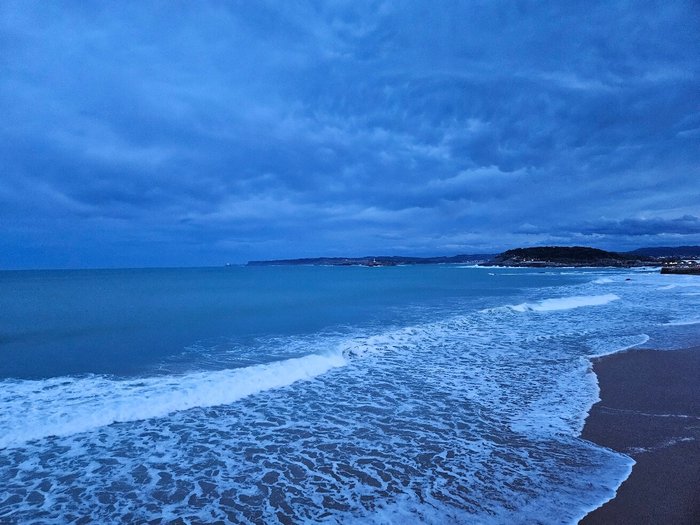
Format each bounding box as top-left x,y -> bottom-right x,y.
660,265 -> 700,275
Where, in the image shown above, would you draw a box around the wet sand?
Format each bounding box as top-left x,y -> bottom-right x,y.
580,347 -> 700,524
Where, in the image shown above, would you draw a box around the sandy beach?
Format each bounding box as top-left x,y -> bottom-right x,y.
581,347 -> 700,524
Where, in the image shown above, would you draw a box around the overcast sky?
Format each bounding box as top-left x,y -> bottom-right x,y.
1,1 -> 699,268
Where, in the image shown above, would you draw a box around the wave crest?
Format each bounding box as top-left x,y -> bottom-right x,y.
509,294 -> 620,312
0,352 -> 346,449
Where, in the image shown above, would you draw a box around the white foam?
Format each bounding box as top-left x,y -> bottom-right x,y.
509,294 -> 620,312
339,326 -> 430,358
588,334 -> 650,359
592,277 -> 613,284
0,352 -> 346,449
573,457 -> 635,523
658,282 -> 700,290
663,318 -> 700,326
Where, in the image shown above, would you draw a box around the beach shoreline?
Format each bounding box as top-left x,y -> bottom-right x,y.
580,346 -> 700,524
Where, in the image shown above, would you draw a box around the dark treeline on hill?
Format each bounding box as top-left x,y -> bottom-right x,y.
505,246 -> 630,260
486,245 -> 700,268
489,246 -> 638,267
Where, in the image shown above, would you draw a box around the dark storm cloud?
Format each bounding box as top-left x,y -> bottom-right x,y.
516,215 -> 700,237
583,215 -> 700,236
1,0 -> 698,267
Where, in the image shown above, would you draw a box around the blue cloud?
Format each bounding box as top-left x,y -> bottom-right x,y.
1,1 -> 699,267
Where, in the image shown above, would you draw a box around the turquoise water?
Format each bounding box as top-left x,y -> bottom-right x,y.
0,265 -> 698,523
0,266 -> 569,379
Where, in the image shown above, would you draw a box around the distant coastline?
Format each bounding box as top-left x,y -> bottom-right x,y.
246,254 -> 493,267
245,245 -> 700,272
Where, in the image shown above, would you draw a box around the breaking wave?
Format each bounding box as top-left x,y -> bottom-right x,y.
509,294 -> 620,312
0,352 -> 346,449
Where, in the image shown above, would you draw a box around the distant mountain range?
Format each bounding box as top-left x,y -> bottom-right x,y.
625,246 -> 700,258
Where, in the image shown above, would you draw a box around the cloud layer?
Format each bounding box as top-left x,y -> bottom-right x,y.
1,1 -> 699,267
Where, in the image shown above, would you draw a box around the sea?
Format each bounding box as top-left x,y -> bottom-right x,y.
1,265 -> 699,524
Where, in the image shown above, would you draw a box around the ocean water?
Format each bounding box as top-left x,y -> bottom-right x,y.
1,265 -> 699,524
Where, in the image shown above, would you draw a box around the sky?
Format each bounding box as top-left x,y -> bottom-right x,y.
1,1 -> 699,268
